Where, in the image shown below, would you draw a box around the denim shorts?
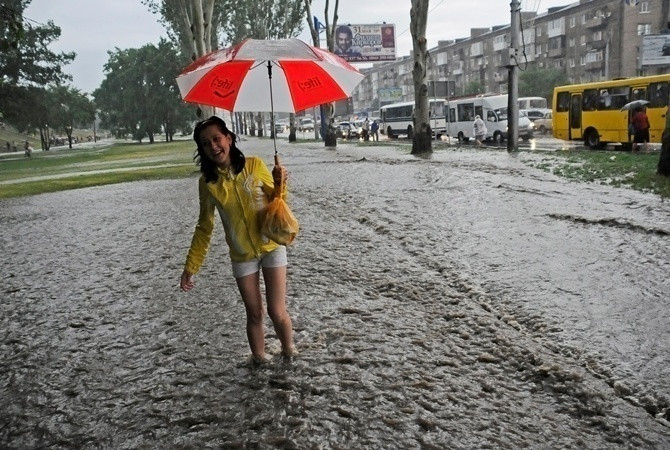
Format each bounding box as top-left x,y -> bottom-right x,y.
231,246 -> 287,279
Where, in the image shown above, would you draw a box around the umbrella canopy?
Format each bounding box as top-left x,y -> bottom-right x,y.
621,99 -> 650,111
176,38 -> 364,113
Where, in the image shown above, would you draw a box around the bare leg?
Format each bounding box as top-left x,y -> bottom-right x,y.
262,265 -> 295,355
236,272 -> 266,358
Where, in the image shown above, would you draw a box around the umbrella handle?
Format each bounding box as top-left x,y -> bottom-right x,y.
273,154 -> 284,197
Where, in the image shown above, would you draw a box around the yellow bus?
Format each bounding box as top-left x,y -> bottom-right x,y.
552,74 -> 670,149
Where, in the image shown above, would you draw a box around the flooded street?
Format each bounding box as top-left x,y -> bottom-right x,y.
1,137 -> 669,448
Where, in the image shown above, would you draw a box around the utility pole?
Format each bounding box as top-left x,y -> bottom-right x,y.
507,0 -> 520,152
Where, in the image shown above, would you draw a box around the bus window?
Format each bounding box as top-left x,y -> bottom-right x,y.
599,86 -> 629,110
486,110 -> 497,122
475,106 -> 483,118
631,87 -> 646,101
448,108 -> 456,122
457,103 -> 475,121
582,89 -> 598,111
556,92 -> 570,112
649,82 -> 669,108
598,89 -> 612,109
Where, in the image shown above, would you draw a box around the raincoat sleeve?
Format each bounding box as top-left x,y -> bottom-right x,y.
184,177 -> 216,274
257,157 -> 287,201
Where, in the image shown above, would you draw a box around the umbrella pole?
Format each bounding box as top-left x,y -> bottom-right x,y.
267,61 -> 278,158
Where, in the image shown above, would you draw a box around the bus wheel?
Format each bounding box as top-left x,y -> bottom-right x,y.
538,125 -> 547,134
585,129 -> 601,149
387,126 -> 395,139
407,126 -> 413,139
493,131 -> 504,144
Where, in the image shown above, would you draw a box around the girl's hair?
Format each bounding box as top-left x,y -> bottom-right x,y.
193,116 -> 246,183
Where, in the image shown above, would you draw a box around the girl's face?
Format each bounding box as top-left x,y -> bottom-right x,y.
199,124 -> 233,167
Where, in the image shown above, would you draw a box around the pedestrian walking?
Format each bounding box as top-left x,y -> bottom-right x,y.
473,115 -> 487,147
179,116 -> 296,363
371,120 -> 379,141
362,118 -> 370,141
23,140 -> 33,158
631,106 -> 650,153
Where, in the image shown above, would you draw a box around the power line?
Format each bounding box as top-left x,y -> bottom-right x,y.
396,0 -> 447,38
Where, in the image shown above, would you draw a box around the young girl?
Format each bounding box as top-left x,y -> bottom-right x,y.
179,116 -> 296,362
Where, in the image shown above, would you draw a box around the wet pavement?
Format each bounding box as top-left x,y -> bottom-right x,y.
1,137 -> 669,448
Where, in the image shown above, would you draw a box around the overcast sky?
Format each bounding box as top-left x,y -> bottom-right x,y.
24,0 -> 572,94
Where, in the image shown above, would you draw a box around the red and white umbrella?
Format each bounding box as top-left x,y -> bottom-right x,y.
176,38 -> 364,113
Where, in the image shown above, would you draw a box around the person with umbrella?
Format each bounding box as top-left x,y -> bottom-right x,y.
179,116 -> 296,363
631,106 -> 650,153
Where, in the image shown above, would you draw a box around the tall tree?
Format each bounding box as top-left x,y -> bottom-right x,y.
305,0 -> 339,147
50,86 -> 95,148
94,42 -> 191,143
143,0 -> 225,119
519,67 -> 568,106
410,0 -> 431,154
0,0 -> 75,129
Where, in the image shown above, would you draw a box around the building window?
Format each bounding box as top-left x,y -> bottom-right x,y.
569,37 -> 576,47
593,31 -> 602,41
569,57 -> 576,67
640,2 -> 649,13
581,14 -> 587,24
570,16 -> 576,27
580,56 -> 586,66
637,24 -> 651,35
580,35 -> 586,46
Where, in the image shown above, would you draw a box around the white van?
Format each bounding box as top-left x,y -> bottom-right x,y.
445,94 -> 534,143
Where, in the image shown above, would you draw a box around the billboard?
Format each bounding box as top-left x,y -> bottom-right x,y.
641,34 -> 670,66
378,87 -> 403,104
333,24 -> 396,63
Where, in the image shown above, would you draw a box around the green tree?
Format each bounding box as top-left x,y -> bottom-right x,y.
464,80 -> 485,96
0,0 -> 75,128
94,41 -> 191,143
50,86 -> 96,148
519,67 -> 569,106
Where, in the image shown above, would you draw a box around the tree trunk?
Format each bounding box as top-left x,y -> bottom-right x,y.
410,0 -> 432,155
659,129 -> 670,177
256,112 -> 263,137
289,113 -> 296,142
323,103 -> 337,146
305,0 -> 339,148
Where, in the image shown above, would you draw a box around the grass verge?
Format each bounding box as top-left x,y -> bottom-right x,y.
524,149 -> 670,199
0,140 -> 198,199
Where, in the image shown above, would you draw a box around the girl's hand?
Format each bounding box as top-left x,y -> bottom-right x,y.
180,270 -> 195,291
272,164 -> 287,186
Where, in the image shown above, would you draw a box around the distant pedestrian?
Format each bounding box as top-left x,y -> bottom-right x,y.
362,118 -> 370,141
23,140 -> 33,158
371,120 -> 379,141
5,141 -> 9,152
631,106 -> 650,153
473,115 -> 487,147
179,116 -> 296,363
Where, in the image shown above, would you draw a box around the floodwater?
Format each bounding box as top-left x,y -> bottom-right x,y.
1,137 -> 669,448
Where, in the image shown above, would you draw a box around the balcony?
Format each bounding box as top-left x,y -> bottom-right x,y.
548,47 -> 565,58
585,59 -> 604,71
585,16 -> 606,29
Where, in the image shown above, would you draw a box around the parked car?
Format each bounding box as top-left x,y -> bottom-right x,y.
521,108 -> 551,122
337,121 -> 354,139
298,118 -> 315,132
534,111 -> 553,134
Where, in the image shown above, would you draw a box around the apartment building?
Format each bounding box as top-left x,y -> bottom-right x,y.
350,0 -> 670,113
